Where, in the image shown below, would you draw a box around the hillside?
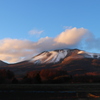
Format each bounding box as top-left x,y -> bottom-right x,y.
0,48 -> 100,83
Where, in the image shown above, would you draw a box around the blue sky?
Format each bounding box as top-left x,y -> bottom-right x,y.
0,0 -> 100,63
0,0 -> 100,40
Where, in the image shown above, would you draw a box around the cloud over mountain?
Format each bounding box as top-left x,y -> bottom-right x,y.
55,28 -> 91,45
0,27 -> 99,63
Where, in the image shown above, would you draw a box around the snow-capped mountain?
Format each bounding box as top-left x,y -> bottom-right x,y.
29,49 -> 69,64
0,48 -> 100,80
29,49 -> 100,64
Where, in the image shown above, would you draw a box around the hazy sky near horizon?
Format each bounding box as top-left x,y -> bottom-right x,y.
0,0 -> 100,63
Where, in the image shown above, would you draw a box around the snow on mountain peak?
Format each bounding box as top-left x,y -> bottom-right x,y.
29,49 -> 69,64
29,48 -> 100,64
77,50 -> 100,59
77,51 -> 85,54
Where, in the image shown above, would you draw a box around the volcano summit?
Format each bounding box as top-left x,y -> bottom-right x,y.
29,48 -> 100,64
0,48 -> 100,83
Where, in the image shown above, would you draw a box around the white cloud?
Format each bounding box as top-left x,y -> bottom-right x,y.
28,29 -> 44,35
0,27 -> 99,63
0,38 -> 37,63
55,27 -> 92,45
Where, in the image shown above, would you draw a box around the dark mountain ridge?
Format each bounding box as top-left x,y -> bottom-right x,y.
0,48 -> 100,83
0,60 -> 8,67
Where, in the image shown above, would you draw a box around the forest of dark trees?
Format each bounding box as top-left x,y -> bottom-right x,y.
0,69 -> 99,84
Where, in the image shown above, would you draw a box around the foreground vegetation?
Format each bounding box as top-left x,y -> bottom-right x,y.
0,84 -> 100,100
0,83 -> 99,92
0,69 -> 100,84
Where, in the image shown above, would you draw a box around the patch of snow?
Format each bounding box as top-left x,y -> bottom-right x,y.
77,51 -> 85,54
29,49 -> 68,64
78,51 -> 100,59
43,51 -> 57,63
86,52 -> 100,58
55,50 -> 68,62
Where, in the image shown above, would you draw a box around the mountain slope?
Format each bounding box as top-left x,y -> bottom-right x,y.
29,49 -> 69,64
0,48 -> 100,79
0,60 -> 8,67
29,48 -> 100,64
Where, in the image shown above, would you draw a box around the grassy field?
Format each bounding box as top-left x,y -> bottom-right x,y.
0,83 -> 100,100
0,83 -> 100,92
